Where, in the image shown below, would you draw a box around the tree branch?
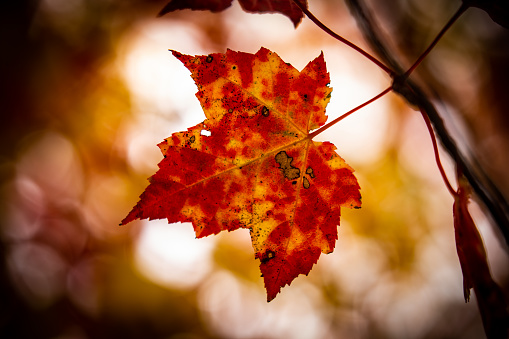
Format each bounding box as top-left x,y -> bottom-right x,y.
345,0 -> 509,249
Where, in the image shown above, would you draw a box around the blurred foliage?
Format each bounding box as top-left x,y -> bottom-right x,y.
1,0 -> 508,338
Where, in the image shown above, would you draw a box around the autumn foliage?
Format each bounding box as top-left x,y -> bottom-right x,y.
121,0 -> 509,337
122,48 -> 361,300
4,0 -> 509,338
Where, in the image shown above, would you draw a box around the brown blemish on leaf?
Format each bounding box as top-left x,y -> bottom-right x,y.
262,106 -> 269,117
228,108 -> 233,113
306,167 -> 315,178
303,177 -> 310,189
189,135 -> 195,143
261,250 -> 276,263
206,55 -> 213,63
275,151 -> 300,180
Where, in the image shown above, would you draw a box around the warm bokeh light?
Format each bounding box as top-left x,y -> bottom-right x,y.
135,220 -> 216,289
2,0 -> 508,338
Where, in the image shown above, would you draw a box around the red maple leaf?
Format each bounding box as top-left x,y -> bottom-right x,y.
158,0 -> 307,27
122,47 -> 361,301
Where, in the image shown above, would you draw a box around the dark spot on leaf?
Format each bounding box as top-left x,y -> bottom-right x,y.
228,108 -> 233,113
232,66 -> 236,69
306,167 -> 315,178
292,181 -> 297,185
303,94 -> 308,100
275,151 -> 300,180
206,55 -> 213,63
262,106 -> 269,117
189,135 -> 195,143
303,177 -> 310,189
261,250 -> 276,263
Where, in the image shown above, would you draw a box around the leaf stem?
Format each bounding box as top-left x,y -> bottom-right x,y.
292,0 -> 393,75
419,108 -> 457,197
309,86 -> 392,139
403,4 -> 467,78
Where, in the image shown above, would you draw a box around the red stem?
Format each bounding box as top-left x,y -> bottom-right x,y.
419,108 -> 457,197
295,0 -> 461,198
404,4 -> 467,78
309,86 -> 392,139
292,0 -> 393,75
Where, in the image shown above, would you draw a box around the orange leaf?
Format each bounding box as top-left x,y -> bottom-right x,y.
122,48 -> 361,301
453,171 -> 509,338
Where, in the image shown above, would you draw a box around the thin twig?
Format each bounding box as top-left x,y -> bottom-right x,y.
291,0 -> 393,75
404,4 -> 468,77
420,108 -> 457,197
309,86 -> 392,139
347,0 -> 509,247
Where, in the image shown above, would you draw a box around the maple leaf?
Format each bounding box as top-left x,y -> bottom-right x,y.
122,47 -> 361,301
158,0 -> 307,28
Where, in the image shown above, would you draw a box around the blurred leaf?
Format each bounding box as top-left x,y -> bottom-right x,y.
453,169 -> 509,338
158,0 -> 307,27
464,0 -> 509,29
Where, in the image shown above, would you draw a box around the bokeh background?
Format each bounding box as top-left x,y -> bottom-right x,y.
2,0 -> 509,338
